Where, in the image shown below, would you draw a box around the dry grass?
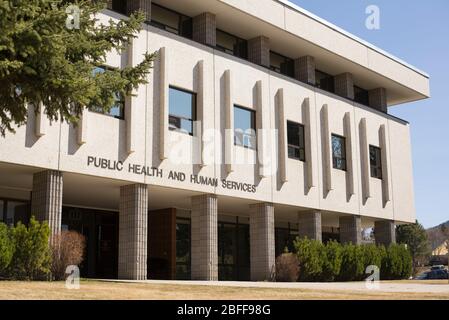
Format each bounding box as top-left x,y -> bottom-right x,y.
0,280 -> 448,300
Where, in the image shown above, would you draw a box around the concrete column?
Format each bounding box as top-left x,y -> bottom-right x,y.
375,220 -> 396,247
298,211 -> 322,242
193,12 -> 216,47
31,170 -> 63,236
191,194 -> 218,281
339,215 -> 362,245
248,36 -> 270,67
106,0 -> 113,10
127,0 -> 151,21
369,87 -> 388,113
118,184 -> 148,280
250,203 -> 275,281
334,73 -> 355,100
294,56 -> 316,85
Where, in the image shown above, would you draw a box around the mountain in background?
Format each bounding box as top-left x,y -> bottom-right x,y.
426,221 -> 449,252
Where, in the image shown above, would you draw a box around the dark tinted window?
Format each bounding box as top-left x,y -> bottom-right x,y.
270,51 -> 294,78
216,29 -> 248,59
169,87 -> 196,135
370,145 -> 382,179
287,121 -> 305,161
332,134 -> 347,171
150,3 -> 193,38
316,70 -> 335,93
354,86 -> 369,105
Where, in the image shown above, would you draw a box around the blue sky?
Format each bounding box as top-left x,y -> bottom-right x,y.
291,0 -> 449,228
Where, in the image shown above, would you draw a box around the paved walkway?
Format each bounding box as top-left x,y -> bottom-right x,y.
99,279 -> 449,294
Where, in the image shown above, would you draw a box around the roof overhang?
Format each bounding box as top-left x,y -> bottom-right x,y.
153,0 -> 430,106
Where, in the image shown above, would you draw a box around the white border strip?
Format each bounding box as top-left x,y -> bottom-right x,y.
277,0 -> 429,78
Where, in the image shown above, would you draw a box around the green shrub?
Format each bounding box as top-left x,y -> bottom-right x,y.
399,245 -> 412,279
322,240 -> 342,282
338,244 -> 365,281
381,244 -> 404,280
362,244 -> 382,272
0,223 -> 14,277
10,217 -> 51,280
294,238 -> 324,282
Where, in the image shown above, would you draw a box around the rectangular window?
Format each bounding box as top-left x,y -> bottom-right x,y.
216,29 -> 248,59
0,200 -> 4,223
270,51 -> 294,78
91,66 -> 125,119
234,105 -> 256,150
287,121 -> 305,161
331,134 -> 347,171
370,145 -> 383,179
150,3 -> 193,38
354,86 -> 369,106
109,0 -> 127,15
169,86 -> 196,135
316,70 -> 335,93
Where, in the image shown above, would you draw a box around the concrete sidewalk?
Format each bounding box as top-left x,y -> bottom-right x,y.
98,279 -> 449,294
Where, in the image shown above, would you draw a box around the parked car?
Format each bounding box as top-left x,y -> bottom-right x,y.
430,265 -> 446,271
416,269 -> 448,280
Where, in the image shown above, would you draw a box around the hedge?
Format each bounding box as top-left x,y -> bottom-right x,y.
293,238 -> 412,282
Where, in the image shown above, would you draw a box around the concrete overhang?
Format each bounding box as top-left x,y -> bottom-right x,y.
154,0 -> 430,106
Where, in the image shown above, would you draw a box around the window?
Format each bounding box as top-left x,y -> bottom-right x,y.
270,51 -> 294,78
0,199 -> 29,226
316,70 -> 335,93
169,86 -> 196,135
331,134 -> 347,171
108,0 -> 127,15
287,121 -> 305,161
234,105 -> 256,150
370,145 -> 382,179
176,218 -> 191,280
216,29 -> 248,59
91,67 -> 125,119
150,3 -> 193,38
354,86 -> 369,106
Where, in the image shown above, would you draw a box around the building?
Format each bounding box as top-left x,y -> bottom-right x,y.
0,0 -> 430,281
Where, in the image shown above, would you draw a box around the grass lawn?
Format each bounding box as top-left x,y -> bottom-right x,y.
0,280 -> 448,300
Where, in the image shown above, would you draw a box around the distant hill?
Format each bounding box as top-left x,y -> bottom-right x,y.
426,221 -> 449,251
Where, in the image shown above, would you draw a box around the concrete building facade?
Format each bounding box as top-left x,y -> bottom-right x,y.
0,0 -> 429,280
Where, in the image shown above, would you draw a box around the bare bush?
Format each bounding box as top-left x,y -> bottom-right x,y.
50,231 -> 85,280
275,253 -> 299,282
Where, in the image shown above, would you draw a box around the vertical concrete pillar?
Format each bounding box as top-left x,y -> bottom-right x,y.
191,194 -> 218,281
106,0 -> 113,10
369,87 -> 388,113
250,203 -> 275,281
193,12 -> 216,47
31,170 -> 63,236
118,184 -> 148,280
298,211 -> 322,242
248,36 -> 270,67
375,220 -> 396,246
339,215 -> 362,245
334,73 -> 355,100
127,0 -> 151,21
294,56 -> 316,85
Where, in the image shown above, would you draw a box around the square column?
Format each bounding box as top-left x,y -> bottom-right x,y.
375,220 -> 396,246
118,184 -> 148,280
191,194 -> 218,281
193,12 -> 216,47
31,170 -> 63,236
127,0 -> 152,21
250,203 -> 275,281
294,56 -> 316,85
248,36 -> 270,67
334,73 -> 355,100
298,211 -> 322,242
369,87 -> 388,113
339,216 -> 362,245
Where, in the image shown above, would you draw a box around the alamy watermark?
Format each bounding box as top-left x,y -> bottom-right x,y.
365,5 -> 380,30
